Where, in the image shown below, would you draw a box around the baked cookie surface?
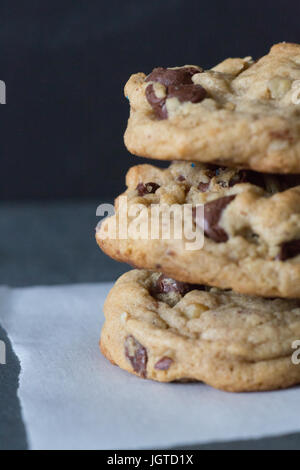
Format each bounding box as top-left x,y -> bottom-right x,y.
101,269 -> 300,392
124,43 -> 300,173
96,161 -> 300,298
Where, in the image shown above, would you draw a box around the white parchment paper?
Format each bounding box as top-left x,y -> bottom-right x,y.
1,283 -> 300,450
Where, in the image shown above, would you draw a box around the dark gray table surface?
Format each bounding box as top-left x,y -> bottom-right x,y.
1,201 -> 300,450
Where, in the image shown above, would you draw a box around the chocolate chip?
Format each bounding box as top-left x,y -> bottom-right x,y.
277,239 -> 300,261
203,195 -> 236,243
198,182 -> 210,192
150,274 -> 203,297
145,68 -> 206,119
145,84 -> 168,119
136,181 -> 160,196
145,66 -> 200,87
177,175 -> 186,182
167,84 -> 207,104
152,274 -> 192,296
154,357 -> 173,371
124,335 -> 148,378
146,83 -> 206,119
204,165 -> 220,179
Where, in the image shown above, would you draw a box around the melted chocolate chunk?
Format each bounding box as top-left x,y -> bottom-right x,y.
152,274 -> 192,296
151,274 -> 204,298
124,335 -> 148,378
277,239 -> 300,261
146,83 -> 207,119
136,182 -> 160,196
145,66 -> 200,87
145,67 -> 206,119
167,84 -> 207,104
154,357 -> 173,371
145,84 -> 168,119
203,195 -> 236,243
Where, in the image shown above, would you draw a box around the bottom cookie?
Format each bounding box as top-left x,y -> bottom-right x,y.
100,269 -> 300,392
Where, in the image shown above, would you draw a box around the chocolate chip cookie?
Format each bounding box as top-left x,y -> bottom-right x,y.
101,269 -> 300,392
124,43 -> 300,173
96,161 -> 300,298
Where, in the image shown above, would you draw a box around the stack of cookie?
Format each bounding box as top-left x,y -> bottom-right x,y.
96,43 -> 300,392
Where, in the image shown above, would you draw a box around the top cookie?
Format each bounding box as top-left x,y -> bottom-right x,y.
124,43 -> 300,173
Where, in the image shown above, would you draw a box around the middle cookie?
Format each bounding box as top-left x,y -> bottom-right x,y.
96,161 -> 300,298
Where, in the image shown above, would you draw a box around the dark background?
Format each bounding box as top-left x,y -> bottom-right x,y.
1,0 -> 300,202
